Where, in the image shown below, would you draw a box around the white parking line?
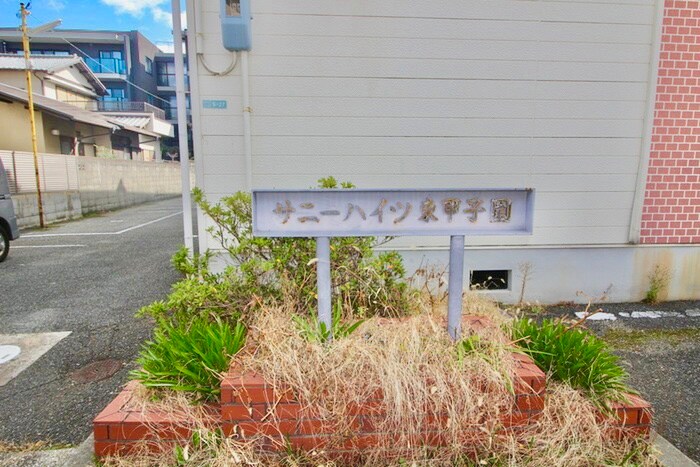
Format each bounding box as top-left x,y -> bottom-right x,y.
0,332 -> 71,386
22,211 -> 182,238
116,211 -> 183,234
13,244 -> 86,249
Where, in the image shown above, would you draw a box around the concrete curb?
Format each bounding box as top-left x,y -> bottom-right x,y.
654,432 -> 699,467
0,435 -> 93,467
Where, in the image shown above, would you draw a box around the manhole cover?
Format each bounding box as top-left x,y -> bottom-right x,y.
0,345 -> 21,364
70,359 -> 122,383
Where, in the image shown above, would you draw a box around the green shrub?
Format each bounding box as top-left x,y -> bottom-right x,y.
131,316 -> 247,401
171,246 -> 212,276
136,268 -> 251,323
510,318 -> 632,410
191,177 -> 415,318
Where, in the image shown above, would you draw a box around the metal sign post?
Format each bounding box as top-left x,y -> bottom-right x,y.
447,235 -> 466,340
316,236 -> 332,330
253,189 -> 534,340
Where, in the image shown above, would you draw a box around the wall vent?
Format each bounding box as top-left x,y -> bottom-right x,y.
470,269 -> 510,290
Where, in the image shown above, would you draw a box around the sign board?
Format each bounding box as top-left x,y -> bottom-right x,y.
202,99 -> 228,109
252,188 -> 534,341
253,189 -> 534,237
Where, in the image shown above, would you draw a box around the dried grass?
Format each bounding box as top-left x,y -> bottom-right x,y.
241,306 -> 516,463
103,293 -> 659,466
499,382 -> 660,467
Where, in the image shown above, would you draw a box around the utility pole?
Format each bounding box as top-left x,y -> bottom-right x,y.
20,2 -> 45,228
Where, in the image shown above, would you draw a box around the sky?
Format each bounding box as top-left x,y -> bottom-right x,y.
0,0 -> 184,46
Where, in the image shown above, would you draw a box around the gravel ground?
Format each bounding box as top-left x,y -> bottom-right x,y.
542,300 -> 700,463
0,198 -> 185,445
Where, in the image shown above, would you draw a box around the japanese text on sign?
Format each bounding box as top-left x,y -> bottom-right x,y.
253,189 -> 534,237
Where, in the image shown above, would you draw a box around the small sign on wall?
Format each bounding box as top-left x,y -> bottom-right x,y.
202,99 -> 228,109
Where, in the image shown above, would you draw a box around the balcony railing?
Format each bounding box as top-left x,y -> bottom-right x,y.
93,101 -> 166,120
88,58 -> 127,75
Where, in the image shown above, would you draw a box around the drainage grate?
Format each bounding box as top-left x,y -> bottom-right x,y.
69,359 -> 122,383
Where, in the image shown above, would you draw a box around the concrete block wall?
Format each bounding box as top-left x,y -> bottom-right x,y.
77,159 -> 183,214
11,159 -> 189,229
13,191 -> 82,228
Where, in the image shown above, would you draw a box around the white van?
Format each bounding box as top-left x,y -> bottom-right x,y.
0,158 -> 20,262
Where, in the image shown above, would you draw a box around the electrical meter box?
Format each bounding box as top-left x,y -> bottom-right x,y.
220,0 -> 251,51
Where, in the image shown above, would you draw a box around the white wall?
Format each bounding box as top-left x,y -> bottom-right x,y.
189,0 -> 659,254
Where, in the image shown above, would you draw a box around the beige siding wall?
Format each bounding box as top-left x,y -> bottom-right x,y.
189,0 -> 658,250
0,70 -> 40,91
0,100 -> 47,152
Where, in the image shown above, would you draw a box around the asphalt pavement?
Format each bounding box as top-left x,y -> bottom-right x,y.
0,198 -> 185,446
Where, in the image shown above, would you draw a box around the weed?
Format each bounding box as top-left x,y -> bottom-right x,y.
643,264 -> 671,304
518,261 -> 533,305
410,263 -> 448,313
292,299 -> 365,343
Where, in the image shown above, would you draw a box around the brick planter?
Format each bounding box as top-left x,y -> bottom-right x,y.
93,316 -> 653,459
219,351 -> 546,456
93,381 -> 220,457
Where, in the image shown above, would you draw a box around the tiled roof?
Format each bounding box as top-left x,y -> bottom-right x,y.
0,53 -> 82,71
0,53 -> 107,95
0,82 -> 117,129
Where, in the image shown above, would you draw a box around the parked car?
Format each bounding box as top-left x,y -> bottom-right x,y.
0,158 -> 20,262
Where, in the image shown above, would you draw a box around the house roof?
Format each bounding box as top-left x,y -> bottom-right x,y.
0,83 -> 163,139
0,53 -> 108,96
0,82 -> 117,130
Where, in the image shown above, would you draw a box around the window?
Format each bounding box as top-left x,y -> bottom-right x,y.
145,57 -> 153,74
99,51 -> 122,60
469,270 -> 510,291
167,95 -> 178,119
59,136 -> 74,155
164,95 -> 190,120
102,88 -> 126,102
92,50 -> 126,74
157,61 -> 176,87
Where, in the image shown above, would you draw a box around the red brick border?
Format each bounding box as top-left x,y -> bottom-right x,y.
93,381 -> 220,457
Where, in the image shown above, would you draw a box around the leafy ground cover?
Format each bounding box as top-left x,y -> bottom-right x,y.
511,318 -> 632,410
